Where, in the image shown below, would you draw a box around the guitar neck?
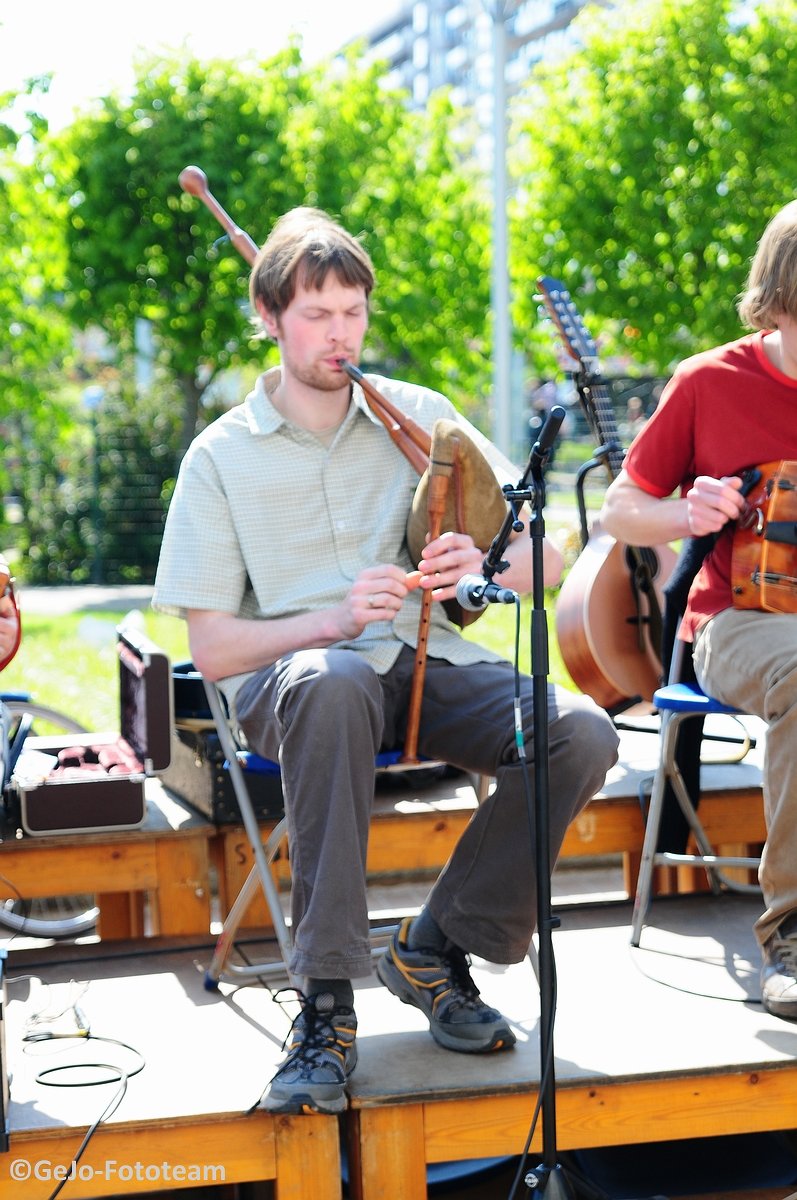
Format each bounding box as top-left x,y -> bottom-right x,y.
574,366 -> 625,482
535,277 -> 627,481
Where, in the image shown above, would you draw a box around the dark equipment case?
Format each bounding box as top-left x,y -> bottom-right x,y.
160,662 -> 284,826
5,626 -> 172,836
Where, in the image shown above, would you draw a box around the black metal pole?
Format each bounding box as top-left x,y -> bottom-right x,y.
524,411 -> 574,1198
479,405 -> 572,1195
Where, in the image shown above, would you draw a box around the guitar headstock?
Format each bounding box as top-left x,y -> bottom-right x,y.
537,275 -> 625,472
536,275 -> 601,378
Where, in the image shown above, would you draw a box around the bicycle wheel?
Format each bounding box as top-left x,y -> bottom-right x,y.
5,699 -> 88,737
0,897 -> 100,938
2,699 -> 98,938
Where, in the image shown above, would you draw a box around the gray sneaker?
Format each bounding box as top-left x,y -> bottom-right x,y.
260,991 -> 358,1114
761,918 -> 797,1021
377,916 -> 516,1053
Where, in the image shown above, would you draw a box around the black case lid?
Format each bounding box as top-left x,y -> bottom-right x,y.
117,625 -> 173,773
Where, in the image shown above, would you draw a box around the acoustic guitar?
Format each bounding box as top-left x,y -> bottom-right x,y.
537,276 -> 677,711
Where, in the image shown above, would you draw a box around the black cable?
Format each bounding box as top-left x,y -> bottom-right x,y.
19,989 -> 145,1200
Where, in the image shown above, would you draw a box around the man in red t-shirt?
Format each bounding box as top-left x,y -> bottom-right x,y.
601,200 -> 797,1023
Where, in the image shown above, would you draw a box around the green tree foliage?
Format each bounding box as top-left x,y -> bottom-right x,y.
510,0 -> 797,374
15,367 -> 182,585
0,83 -> 74,547
48,47 -> 493,459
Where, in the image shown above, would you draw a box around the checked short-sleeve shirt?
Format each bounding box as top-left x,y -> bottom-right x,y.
153,369 -> 510,702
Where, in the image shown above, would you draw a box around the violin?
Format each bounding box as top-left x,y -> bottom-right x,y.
731,460 -> 797,613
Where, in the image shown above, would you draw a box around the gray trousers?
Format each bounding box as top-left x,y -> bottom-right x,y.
236,645 -> 619,979
694,607 -> 797,947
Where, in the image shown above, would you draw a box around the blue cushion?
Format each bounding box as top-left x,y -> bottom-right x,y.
227,747 -> 423,775
653,681 -> 740,716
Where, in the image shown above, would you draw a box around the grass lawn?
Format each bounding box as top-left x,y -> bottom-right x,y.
1,597 -> 577,734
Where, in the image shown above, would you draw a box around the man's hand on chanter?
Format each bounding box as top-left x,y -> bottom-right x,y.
416,531 -> 484,604
340,565 -> 423,637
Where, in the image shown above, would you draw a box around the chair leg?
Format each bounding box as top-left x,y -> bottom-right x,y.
203,682 -> 299,989
205,818 -> 294,988
631,709 -> 761,948
630,712 -> 677,946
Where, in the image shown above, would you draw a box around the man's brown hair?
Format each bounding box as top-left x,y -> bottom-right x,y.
249,206 -> 375,322
738,199 -> 797,329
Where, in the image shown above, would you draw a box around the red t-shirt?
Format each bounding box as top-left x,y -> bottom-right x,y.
623,331 -> 797,639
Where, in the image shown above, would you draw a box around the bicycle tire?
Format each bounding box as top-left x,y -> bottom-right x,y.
5,699 -> 88,736
0,901 -> 100,938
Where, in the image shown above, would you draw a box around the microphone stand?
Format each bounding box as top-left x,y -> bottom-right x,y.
481,406 -> 579,1197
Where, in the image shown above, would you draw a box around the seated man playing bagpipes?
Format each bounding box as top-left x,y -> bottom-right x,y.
601,199 -> 797,1022
153,204 -> 619,1114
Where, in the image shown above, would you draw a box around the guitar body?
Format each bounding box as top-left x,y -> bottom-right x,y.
556,523 -> 678,711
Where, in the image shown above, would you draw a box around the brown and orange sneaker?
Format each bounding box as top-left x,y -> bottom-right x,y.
377,916 -> 516,1053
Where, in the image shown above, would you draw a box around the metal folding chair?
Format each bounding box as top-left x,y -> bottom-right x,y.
200,678 -> 490,989
630,641 -> 761,948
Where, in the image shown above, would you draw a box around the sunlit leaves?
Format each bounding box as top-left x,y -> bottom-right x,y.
511,0 -> 797,374
45,45 -> 493,449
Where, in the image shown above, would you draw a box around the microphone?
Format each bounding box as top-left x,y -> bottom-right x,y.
456,574 -> 518,613
530,404 -> 566,468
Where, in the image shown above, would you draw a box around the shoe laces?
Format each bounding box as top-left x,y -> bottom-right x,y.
436,945 -> 484,1013
772,931 -> 797,975
273,989 -> 353,1077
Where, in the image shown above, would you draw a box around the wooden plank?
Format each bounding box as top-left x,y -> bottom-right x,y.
2,1115 -> 277,1197
1,1113 -> 341,1200
152,835 -> 212,936
422,1066 -> 797,1161
213,828 -> 281,929
0,841 -> 160,897
367,811 -> 471,874
349,1106 -> 427,1200
563,789 -> 765,859
0,831 -> 212,936
348,1067 -> 797,1198
96,891 -> 146,939
274,1114 -> 342,1200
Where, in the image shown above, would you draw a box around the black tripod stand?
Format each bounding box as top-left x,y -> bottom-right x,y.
475,411 -> 666,1200
475,406 -> 596,1198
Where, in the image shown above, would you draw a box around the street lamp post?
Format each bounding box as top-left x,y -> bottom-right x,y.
484,0 -> 514,458
82,384 -> 104,585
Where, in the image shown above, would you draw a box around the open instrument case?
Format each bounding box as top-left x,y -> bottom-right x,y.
4,626 -> 172,836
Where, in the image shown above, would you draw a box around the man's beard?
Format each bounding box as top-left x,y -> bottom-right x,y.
280,348 -> 351,393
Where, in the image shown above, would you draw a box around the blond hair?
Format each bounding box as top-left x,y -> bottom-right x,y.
738,199 -> 797,328
249,207 -> 374,323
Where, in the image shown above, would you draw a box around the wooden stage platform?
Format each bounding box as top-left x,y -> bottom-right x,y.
3,891 -> 797,1199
